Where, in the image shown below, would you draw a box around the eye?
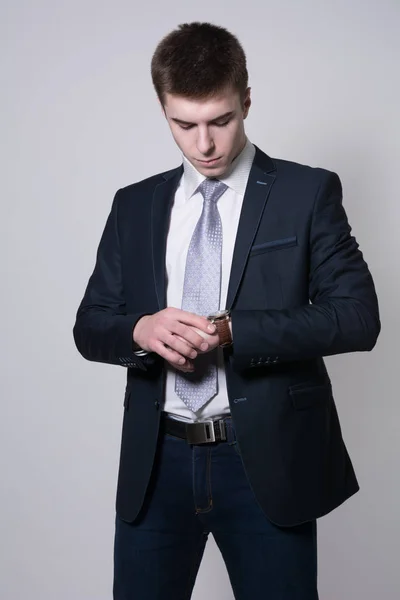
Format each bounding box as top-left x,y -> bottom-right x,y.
213,120 -> 230,127
179,124 -> 195,130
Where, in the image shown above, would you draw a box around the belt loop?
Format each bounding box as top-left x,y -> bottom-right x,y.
225,418 -> 236,444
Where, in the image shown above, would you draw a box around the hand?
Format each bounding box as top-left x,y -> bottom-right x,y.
189,327 -> 220,353
171,326 -> 220,369
133,308 -> 217,372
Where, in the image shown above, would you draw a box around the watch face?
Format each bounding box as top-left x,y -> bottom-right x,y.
208,310 -> 230,320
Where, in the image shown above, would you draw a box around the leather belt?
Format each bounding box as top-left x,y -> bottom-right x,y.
162,414 -> 232,445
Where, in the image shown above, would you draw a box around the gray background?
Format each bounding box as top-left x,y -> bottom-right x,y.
1,1 -> 399,598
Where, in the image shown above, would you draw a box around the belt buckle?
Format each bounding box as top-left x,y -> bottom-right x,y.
186,419 -> 227,445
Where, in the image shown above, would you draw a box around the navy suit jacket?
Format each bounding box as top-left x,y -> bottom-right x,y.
73,146 -> 380,526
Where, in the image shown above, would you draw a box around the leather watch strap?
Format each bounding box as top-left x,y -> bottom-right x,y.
215,318 -> 232,346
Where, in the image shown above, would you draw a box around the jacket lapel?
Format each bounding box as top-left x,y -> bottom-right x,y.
151,166 -> 183,310
226,147 -> 277,309
151,146 -> 276,312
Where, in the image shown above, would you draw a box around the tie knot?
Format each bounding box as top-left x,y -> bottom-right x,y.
197,178 -> 228,204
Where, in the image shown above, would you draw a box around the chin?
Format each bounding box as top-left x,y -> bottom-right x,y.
213,165 -> 230,178
191,156 -> 230,178
204,163 -> 228,177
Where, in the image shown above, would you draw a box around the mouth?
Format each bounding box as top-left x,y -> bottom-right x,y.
196,157 -> 222,166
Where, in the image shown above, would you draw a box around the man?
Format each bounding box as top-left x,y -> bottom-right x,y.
73,22 -> 380,600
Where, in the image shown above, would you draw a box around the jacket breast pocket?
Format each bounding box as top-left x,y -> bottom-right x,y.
250,236 -> 297,257
288,381 -> 332,410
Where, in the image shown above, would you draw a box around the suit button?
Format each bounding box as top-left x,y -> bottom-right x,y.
154,400 -> 160,409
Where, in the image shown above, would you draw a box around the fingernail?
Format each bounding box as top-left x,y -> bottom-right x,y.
190,351 -> 197,359
208,324 -> 215,332
179,358 -> 185,365
200,342 -> 208,351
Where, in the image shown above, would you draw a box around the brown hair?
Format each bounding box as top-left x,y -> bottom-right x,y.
151,22 -> 248,105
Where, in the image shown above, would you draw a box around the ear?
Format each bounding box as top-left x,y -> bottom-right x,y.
243,87 -> 251,119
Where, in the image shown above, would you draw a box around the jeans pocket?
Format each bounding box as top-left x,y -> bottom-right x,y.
231,440 -> 242,457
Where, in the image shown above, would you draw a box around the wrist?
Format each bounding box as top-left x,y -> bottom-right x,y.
207,310 -> 233,347
133,315 -> 151,352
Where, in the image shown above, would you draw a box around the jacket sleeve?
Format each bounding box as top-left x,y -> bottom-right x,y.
231,171 -> 381,370
73,190 -> 153,371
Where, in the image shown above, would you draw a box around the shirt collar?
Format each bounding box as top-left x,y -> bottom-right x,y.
182,138 -> 255,201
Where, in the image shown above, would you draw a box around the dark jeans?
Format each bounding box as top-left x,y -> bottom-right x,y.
114,417 -> 318,600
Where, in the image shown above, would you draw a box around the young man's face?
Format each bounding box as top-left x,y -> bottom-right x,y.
163,86 -> 251,178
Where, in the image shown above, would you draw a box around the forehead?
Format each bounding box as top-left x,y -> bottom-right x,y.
164,88 -> 240,122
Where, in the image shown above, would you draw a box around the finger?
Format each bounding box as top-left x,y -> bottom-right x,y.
163,332 -> 198,359
190,327 -> 219,343
151,340 -> 189,366
175,310 -> 216,334
173,334 -> 205,353
150,324 -> 197,360
172,324 -> 210,352
173,359 -> 195,373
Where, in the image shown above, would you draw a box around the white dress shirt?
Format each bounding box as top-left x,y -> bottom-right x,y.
163,138 -> 255,422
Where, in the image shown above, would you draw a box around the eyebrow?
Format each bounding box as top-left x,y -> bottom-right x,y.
170,111 -> 235,126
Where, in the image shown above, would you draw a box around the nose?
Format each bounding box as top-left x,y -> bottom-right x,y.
196,127 -> 214,156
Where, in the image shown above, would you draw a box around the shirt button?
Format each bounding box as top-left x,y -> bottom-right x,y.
154,400 -> 160,409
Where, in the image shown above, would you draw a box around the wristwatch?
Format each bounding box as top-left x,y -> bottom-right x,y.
207,310 -> 233,347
